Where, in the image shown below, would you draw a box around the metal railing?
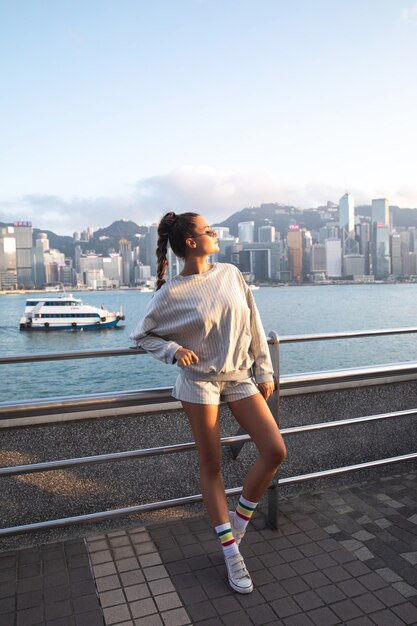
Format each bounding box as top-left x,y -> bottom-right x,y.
1,326 -> 417,536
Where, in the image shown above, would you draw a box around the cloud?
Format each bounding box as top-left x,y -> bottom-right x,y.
401,3 -> 417,23
134,166 -> 375,219
0,193 -> 137,235
1,166 -> 416,236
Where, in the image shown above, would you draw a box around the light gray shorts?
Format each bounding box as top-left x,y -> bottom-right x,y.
172,374 -> 260,405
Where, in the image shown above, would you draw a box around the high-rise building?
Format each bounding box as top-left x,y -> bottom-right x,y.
0,227 -> 18,290
258,225 -> 275,243
145,224 -> 158,277
339,193 -> 354,233
319,224 -> 339,243
43,248 -> 65,284
238,221 -> 255,243
215,227 -> 231,239
409,228 -> 417,252
343,255 -> 365,277
119,238 -> 132,285
391,234 -> 402,276
404,252 -> 417,277
325,239 -> 342,278
239,241 -> 282,280
339,193 -> 359,273
356,222 -> 371,274
166,247 -> 182,279
372,225 -> 391,277
36,233 -> 49,252
302,230 -> 312,278
311,244 -> 326,274
14,221 -> 34,287
102,254 -> 123,287
400,230 -> 411,259
287,227 -> 303,282
371,198 -> 389,226
33,247 -> 46,287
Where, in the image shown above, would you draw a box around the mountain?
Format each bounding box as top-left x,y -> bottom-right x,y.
216,203 -> 326,235
93,219 -> 148,240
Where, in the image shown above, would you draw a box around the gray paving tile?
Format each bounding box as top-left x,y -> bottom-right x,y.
130,596 -> 158,619
160,607 -> 191,625
102,603 -> 131,625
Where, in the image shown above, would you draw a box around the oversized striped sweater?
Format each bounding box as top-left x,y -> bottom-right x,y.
130,262 -> 274,384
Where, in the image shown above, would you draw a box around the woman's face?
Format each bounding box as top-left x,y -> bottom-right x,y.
189,215 -> 220,256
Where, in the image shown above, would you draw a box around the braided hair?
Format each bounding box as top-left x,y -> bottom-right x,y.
156,211 -> 199,290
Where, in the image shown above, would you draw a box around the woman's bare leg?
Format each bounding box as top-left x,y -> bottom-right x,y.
182,401 -> 230,527
228,392 -> 286,502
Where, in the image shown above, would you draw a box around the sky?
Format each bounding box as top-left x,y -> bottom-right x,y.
1,0 -> 417,235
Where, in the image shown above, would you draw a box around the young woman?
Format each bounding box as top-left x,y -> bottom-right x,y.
130,211 -> 286,594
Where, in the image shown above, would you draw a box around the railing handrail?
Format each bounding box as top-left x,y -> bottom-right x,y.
2,327 -> 417,536
2,326 -> 417,365
2,360 -> 417,418
2,407 -> 416,478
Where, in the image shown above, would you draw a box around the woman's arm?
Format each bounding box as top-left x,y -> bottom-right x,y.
130,296 -> 182,364
245,287 -> 275,383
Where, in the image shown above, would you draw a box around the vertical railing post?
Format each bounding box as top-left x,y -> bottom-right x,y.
267,330 -> 281,529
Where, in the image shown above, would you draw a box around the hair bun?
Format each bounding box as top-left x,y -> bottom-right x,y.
158,212 -> 178,236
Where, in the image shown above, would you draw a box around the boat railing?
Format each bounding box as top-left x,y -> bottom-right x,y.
1,326 -> 417,537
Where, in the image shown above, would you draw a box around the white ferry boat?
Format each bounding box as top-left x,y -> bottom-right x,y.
19,294 -> 125,331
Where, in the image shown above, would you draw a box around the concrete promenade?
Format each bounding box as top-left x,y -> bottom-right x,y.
1,470 -> 417,626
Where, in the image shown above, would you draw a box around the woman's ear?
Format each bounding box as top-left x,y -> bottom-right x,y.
186,237 -> 197,249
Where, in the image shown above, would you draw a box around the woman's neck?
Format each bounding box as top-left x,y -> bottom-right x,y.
180,257 -> 213,276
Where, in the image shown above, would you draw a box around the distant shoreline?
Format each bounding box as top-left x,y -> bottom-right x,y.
1,280 -> 416,296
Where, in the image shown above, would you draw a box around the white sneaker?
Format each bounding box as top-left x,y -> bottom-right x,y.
224,552 -> 253,594
229,511 -> 246,546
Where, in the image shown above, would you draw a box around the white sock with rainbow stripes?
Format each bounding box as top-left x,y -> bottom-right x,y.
215,522 -> 239,557
233,496 -> 258,532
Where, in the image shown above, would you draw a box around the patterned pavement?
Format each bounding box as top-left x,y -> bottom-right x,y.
1,469 -> 417,625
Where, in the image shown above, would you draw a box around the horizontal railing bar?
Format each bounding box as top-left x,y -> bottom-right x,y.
3,361 -> 417,419
279,327 -> 417,343
2,327 -> 417,365
3,451 -> 417,537
0,347 -> 145,365
0,486 -> 244,537
3,407 -> 416,477
0,435 -> 252,477
0,387 -> 178,418
280,408 -> 417,435
281,361 -> 417,389
278,452 -> 417,485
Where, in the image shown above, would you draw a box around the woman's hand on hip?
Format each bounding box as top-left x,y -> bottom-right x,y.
257,381 -> 275,401
174,347 -> 199,367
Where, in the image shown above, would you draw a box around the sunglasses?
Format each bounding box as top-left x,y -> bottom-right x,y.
193,229 -> 218,238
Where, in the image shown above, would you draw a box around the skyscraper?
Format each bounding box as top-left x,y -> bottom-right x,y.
14,221 -> 34,287
311,244 -> 326,274
119,238 -> 132,285
145,224 -> 158,277
391,233 -> 402,276
372,225 -> 391,277
325,239 -> 342,278
287,227 -> 303,282
339,193 -> 354,233
339,193 -> 359,274
258,225 -> 275,243
0,227 -> 18,290
36,233 -> 49,252
238,221 -> 255,243
371,199 -> 389,226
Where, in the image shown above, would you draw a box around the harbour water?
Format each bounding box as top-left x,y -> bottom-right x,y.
1,283 -> 417,403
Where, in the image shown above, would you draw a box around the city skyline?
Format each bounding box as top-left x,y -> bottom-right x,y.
1,1 -> 417,234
